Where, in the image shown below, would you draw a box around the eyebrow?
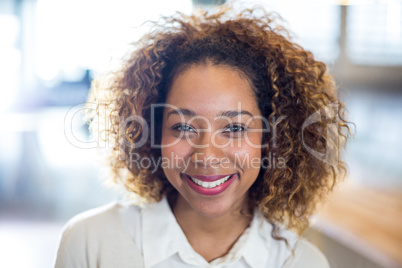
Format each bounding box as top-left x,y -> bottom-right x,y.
166,108 -> 253,119
219,110 -> 253,118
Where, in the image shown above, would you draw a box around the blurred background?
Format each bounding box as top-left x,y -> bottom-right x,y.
0,0 -> 401,267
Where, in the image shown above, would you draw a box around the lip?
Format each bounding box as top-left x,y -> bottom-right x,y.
181,173 -> 238,196
185,174 -> 235,182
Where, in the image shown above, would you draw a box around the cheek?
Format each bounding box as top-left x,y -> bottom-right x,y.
161,138 -> 189,187
225,133 -> 262,172
161,135 -> 193,170
226,147 -> 261,167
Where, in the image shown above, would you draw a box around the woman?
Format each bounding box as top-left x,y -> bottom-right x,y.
55,6 -> 351,268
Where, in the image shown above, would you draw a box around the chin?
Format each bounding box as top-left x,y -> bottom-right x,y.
182,191 -> 246,219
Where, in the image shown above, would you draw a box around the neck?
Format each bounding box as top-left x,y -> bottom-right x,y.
170,193 -> 253,241
169,193 -> 253,262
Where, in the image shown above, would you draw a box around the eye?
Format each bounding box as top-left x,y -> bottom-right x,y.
223,124 -> 247,133
171,123 -> 196,133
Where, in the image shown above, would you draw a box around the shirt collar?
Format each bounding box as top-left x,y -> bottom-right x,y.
141,196 -> 188,268
141,196 -> 299,268
242,210 -> 270,268
242,210 -> 299,268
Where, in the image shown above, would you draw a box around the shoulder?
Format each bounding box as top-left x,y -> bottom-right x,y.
253,211 -> 329,268
283,238 -> 330,268
54,201 -> 143,268
59,201 -> 139,241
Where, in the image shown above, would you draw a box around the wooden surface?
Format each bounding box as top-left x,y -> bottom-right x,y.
313,182 -> 402,267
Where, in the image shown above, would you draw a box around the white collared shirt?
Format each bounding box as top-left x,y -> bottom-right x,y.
55,197 -> 330,268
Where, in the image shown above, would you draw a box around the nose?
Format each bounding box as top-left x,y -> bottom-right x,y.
190,131 -> 227,167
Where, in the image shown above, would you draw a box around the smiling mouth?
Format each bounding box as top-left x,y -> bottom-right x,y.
184,174 -> 236,189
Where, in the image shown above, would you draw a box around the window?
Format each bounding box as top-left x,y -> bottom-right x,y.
35,0 -> 193,82
346,1 -> 402,65
232,0 -> 341,63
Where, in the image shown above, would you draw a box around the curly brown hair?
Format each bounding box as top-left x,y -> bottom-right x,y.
87,6 -> 352,236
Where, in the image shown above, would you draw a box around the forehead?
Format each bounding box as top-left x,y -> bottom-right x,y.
165,64 -> 260,117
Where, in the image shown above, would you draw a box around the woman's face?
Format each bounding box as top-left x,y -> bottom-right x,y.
161,63 -> 263,218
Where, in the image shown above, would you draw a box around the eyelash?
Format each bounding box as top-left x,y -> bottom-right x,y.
222,124 -> 247,133
171,124 -> 247,133
171,124 -> 196,132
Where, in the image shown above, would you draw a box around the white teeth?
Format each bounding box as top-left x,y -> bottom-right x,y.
188,175 -> 233,189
